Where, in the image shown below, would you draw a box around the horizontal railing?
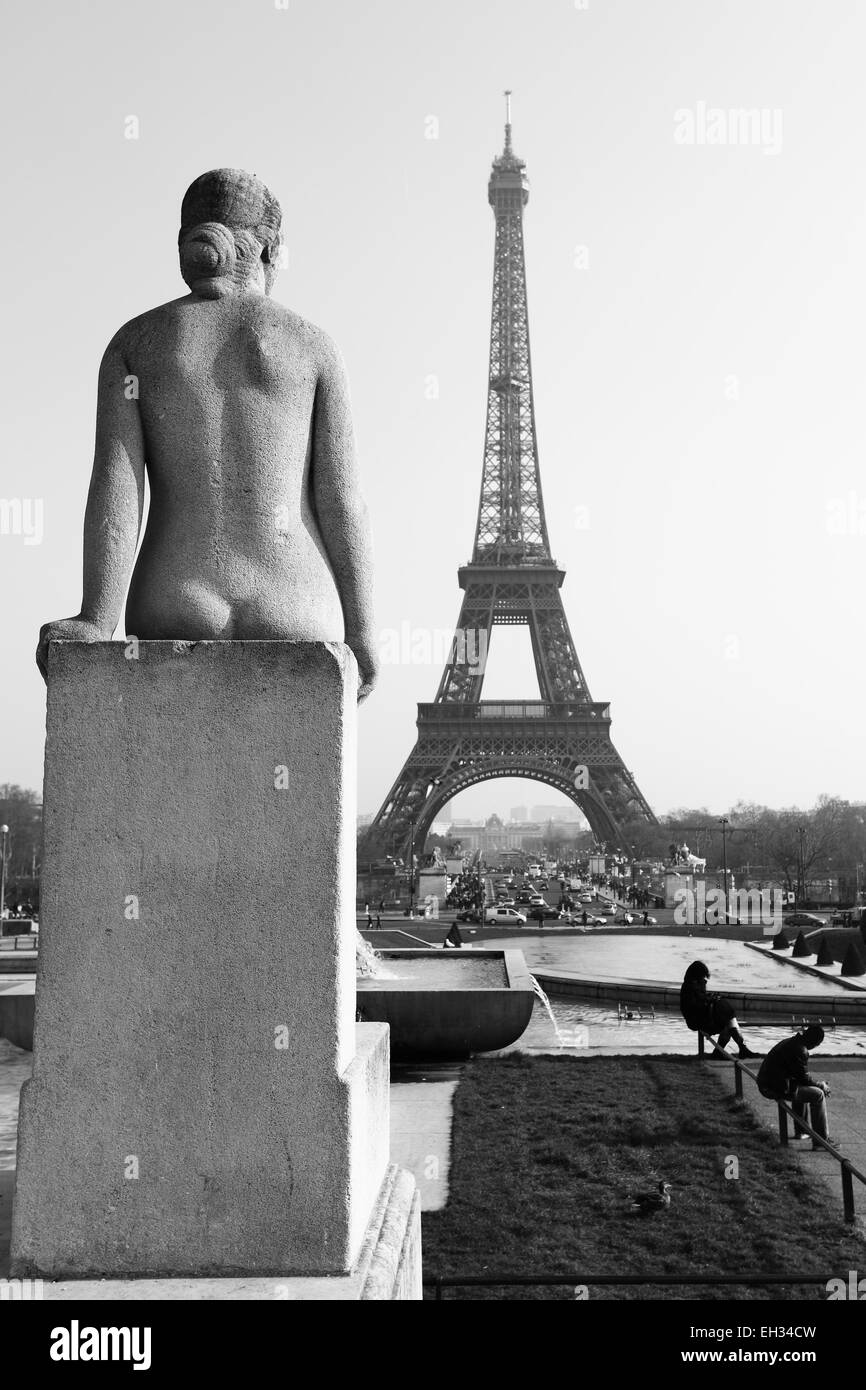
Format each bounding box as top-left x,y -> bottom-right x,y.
424,1273 -> 833,1299
698,1031 -> 866,1223
418,701 -> 611,721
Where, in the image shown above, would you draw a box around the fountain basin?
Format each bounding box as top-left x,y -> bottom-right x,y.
356,950 -> 535,1059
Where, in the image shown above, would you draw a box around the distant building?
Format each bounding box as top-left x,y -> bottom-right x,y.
448,813 -> 543,854
510,805 -> 528,822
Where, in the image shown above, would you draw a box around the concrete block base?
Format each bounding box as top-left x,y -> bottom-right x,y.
12,641 -> 392,1278
24,1166 -> 421,1300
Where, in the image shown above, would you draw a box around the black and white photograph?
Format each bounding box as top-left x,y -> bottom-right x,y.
1,0 -> 865,1357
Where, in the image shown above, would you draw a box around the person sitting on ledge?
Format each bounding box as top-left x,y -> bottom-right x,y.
679,960 -> 757,1058
757,1026 -> 834,1149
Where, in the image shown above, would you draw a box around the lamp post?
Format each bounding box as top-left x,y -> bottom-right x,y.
719,816 -> 730,922
408,818 -> 416,917
0,824 -> 8,922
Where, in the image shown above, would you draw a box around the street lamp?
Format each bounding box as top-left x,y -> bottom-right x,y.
719,816 -> 730,922
408,818 -> 416,918
0,824 -> 8,922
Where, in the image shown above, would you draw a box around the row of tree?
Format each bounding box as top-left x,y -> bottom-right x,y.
616,796 -> 866,895
0,784 -> 42,908
361,796 -> 865,900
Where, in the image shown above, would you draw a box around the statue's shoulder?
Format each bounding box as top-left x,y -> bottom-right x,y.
101,297 -> 193,358
261,303 -> 344,375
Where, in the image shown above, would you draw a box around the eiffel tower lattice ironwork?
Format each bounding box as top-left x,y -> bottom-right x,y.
369,97 -> 656,854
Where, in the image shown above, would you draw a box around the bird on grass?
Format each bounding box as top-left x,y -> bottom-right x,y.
628,1181 -> 672,1216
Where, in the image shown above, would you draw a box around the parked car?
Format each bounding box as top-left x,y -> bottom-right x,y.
485,907 -> 527,925
783,912 -> 829,930
456,910 -> 482,924
616,911 -> 634,925
580,894 -> 594,904
601,903 -> 616,916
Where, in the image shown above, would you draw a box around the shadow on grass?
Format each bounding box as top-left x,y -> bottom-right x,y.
422,1055 -> 865,1301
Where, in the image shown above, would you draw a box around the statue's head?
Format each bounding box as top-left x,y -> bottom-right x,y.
178,168 -> 283,296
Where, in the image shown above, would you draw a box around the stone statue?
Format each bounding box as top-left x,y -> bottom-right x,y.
36,168 -> 378,699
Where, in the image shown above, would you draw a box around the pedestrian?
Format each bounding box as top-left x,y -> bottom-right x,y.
366,910 -> 373,929
642,910 -> 649,926
757,1026 -> 834,1148
581,909 -> 588,927
375,913 -> 381,929
679,960 -> 757,1058
379,899 -> 385,913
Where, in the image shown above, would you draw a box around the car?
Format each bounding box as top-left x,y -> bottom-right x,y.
456,910 -> 482,924
615,911 -> 634,925
485,907 -> 527,925
601,903 -> 616,915
783,912 -> 830,930
528,904 -> 559,921
536,880 -> 549,890
528,894 -> 545,905
580,894 -> 594,904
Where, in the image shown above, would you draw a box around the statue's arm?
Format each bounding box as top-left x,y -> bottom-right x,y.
36,335 -> 145,681
311,340 -> 378,701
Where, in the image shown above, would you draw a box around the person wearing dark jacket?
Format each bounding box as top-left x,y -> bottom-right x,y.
679,960 -> 757,1058
757,1027 -> 833,1147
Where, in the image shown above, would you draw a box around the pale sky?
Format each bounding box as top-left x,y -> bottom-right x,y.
1,0 -> 864,824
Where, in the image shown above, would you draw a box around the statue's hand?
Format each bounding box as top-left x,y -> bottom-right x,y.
36,616 -> 111,684
348,632 -> 380,704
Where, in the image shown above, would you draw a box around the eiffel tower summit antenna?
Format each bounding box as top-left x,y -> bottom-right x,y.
368,103 -> 656,858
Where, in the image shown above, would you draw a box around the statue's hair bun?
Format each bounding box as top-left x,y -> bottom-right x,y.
179,221 -> 236,283
178,169 -> 282,289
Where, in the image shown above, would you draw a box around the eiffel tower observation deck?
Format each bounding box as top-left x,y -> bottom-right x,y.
369,97 -> 656,854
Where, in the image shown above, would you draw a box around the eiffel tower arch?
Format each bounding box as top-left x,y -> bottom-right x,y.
369,97 -> 656,858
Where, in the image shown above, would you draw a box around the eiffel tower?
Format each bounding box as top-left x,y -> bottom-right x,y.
369,97 -> 656,855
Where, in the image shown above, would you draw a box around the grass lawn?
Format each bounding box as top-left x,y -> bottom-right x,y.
421,1055 -> 866,1300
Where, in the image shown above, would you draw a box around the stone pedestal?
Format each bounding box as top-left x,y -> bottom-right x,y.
12,641 -> 409,1285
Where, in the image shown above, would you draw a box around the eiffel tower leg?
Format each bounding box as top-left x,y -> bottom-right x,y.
434,598 -> 494,704
527,585 -> 591,703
